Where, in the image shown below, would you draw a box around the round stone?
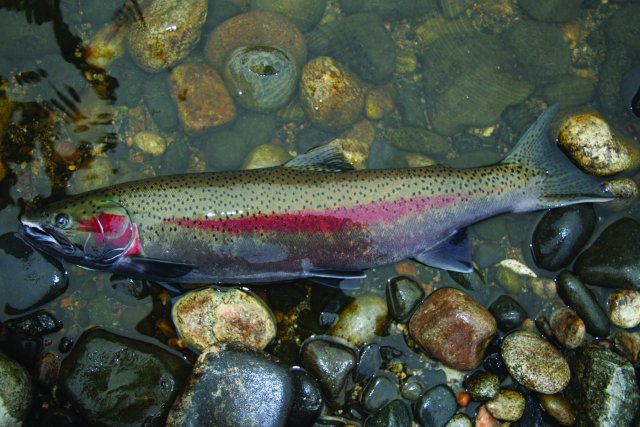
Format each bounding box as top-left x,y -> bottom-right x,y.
538,394 -> 576,426
549,307 -> 586,349
608,289 -> 640,328
328,293 -> 388,347
485,389 -> 525,422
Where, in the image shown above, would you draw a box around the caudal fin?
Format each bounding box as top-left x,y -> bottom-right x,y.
502,105 -> 613,209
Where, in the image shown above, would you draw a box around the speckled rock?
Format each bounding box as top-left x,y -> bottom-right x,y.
168,62 -> 236,133
172,287 -> 276,351
365,399 -> 412,427
0,352 -> 32,426
538,394 -> 576,426
205,11 -> 307,70
465,371 -> 500,402
127,0 -> 207,72
486,390 -> 525,422
167,345 -> 294,427
133,131 -> 166,156
300,57 -> 365,132
608,289 -> 640,328
558,112 -> 632,176
329,293 -> 388,347
409,287 -> 497,370
550,307 -> 585,350
501,330 -> 570,394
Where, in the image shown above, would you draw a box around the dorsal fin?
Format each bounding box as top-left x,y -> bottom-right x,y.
283,143 -> 354,172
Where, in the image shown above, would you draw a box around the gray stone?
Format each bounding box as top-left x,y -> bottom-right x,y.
556,271 -> 610,337
414,384 -> 457,427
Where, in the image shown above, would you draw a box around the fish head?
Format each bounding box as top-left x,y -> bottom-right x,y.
20,196 -> 137,268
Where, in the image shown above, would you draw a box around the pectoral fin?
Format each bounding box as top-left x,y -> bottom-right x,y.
414,229 -> 473,273
116,256 -> 196,280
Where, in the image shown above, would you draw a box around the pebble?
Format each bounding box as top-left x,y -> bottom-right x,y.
133,131 -> 167,156
575,218 -> 640,290
286,368 -> 323,427
445,413 -> 473,427
356,344 -> 382,382
0,352 -> 32,426
127,0 -> 207,72
465,370 -> 500,402
414,384 -> 457,427
4,310 -> 62,337
388,127 -> 449,157
85,23 -> 126,69
328,293 -> 388,347
558,112 -> 632,176
400,376 -> 424,401
613,331 -> 640,364
488,295 -> 527,332
300,56 -> 365,132
364,399 -> 412,427
603,178 -> 638,210
549,307 -> 585,349
495,259 -> 536,294
537,394 -> 576,426
556,271 -> 610,337
607,289 -> 640,328
167,345 -> 294,427
35,351 -> 60,388
243,144 -> 292,170
365,83 -> 395,120
565,343 -> 640,427
531,204 -> 596,271
172,287 -> 276,352
409,287 -> 497,370
386,275 -> 424,323
501,331 -> 570,394
485,389 -> 525,422
168,62 -> 236,133
361,374 -> 398,413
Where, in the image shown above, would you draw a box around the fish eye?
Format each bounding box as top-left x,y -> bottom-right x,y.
54,213 -> 70,229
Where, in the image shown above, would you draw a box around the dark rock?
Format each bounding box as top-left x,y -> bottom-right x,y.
465,371 -> 500,402
566,343 -> 640,427
141,73 -> 178,131
482,353 -> 509,382
448,269 -> 486,291
365,400 -> 412,427
109,276 -> 150,300
301,336 -> 357,406
4,310 -> 62,336
361,374 -> 398,413
59,328 -> 190,427
0,232 -> 68,314
413,384 -> 457,427
386,276 -> 424,322
556,271 -> 610,337
574,218 -> 640,290
488,295 -> 527,332
519,394 -> 558,427
286,368 -> 323,427
532,205 -> 596,271
357,343 -> 382,382
168,345 -> 294,427
58,337 -> 73,353
314,416 -> 363,427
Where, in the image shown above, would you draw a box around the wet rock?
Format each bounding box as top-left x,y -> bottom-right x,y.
365,399 -> 412,427
386,276 -> 424,323
328,293 -> 388,347
0,232 -> 68,314
85,23 -> 126,69
556,271 -> 610,337
519,0 -> 582,23
286,368 -> 323,427
520,394 -> 559,427
532,204 -> 596,271
168,62 -> 236,133
167,345 -> 294,427
301,336 -> 357,405
465,371 -> 500,402
361,374 -> 398,413
172,287 -> 276,352
365,83 -> 396,120
538,394 -> 576,426
501,330 -> 570,394
59,328 -> 190,427
558,112 -> 632,176
300,57 -> 365,132
243,144 -> 292,169
495,259 -> 536,294
486,389 -> 525,422
488,295 -> 527,332
0,352 -> 32,426
566,343 -> 640,427
607,289 -> 640,328
550,307 -> 585,350
613,331 -> 640,364
448,269 -> 485,292
249,0 -> 327,33
388,128 -> 449,157
127,0 -> 207,72
35,351 -> 60,388
575,218 -> 640,290
409,287 -> 497,370
356,344 -> 382,382
141,73 -> 179,131
445,413 -> 472,427
414,384 -> 457,427
4,310 -> 62,337
401,376 -> 424,401
307,14 -> 396,84
205,11 -> 307,70
603,178 -> 638,210
482,352 -> 509,382
133,131 -> 166,156
539,75 -> 595,108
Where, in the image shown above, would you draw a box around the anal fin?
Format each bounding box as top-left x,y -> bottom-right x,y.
414,229 -> 473,273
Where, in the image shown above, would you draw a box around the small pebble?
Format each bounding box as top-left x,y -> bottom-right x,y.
550,307 -> 585,349
329,293 -> 388,347
538,394 -> 577,426
485,389 -> 525,422
607,289 -> 640,328
133,131 -> 167,156
465,371 -> 500,402
613,330 -> 640,364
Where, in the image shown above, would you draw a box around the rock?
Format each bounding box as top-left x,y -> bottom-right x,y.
575,218 -> 640,290
300,57 -> 365,132
409,287 -> 497,370
614,331 -> 640,364
539,75 -> 595,108
127,0 -> 207,72
0,352 -> 32,426
622,68 -> 640,120
361,374 -> 398,413
445,413 -> 473,427
301,336 -> 357,405
365,83 -> 396,120
520,394 -> 560,427
0,232 -> 68,314
603,178 -> 638,210
356,344 -> 382,382
172,287 -> 276,352
485,390 -> 525,422
59,328 -> 190,427
328,293 -> 388,347
339,0 -> 435,19
234,113 -> 277,149
538,394 -> 576,426
243,144 -> 292,170
604,3 -> 640,52
566,343 -> 640,427
205,11 -> 307,70
85,23 -> 126,69
249,0 -> 327,33
388,128 -> 449,157
133,131 -> 166,156
550,307 -> 585,350
4,310 -> 62,337
386,276 -> 424,323
365,399 -> 412,427
488,295 -> 527,332
556,271 -> 610,337
465,371 -> 500,402
501,330 -> 570,394
141,73 -> 179,131
286,368 -> 323,427
400,376 -> 424,401
168,62 -> 236,133
167,345 -> 294,427
532,204 -> 596,271
495,259 -> 537,294
558,112 -> 632,176
608,289 -> 640,328
35,351 -> 60,388
519,0 -> 582,23
414,384 -> 457,427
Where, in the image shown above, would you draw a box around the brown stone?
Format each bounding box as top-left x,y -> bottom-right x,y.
408,287 -> 497,370
168,62 -> 236,133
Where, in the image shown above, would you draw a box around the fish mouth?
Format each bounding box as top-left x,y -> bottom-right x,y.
19,220 -> 79,259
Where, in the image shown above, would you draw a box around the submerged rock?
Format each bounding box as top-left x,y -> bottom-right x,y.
329,293 -> 388,347
0,352 -> 32,426
414,384 -> 457,427
556,271 -> 610,337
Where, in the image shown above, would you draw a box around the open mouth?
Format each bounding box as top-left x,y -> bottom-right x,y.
20,221 -> 77,257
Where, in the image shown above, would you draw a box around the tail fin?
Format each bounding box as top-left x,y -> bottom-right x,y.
502,104 -> 613,209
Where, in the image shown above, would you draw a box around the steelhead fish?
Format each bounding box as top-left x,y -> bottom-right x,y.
20,106 -> 611,285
